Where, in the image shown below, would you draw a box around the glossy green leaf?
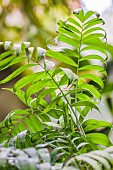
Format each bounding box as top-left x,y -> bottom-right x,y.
79,84 -> 101,100
13,74 -> 36,91
84,11 -> 95,21
84,18 -> 104,30
58,35 -> 79,48
43,96 -> 61,114
80,74 -> 104,89
81,45 -> 107,57
0,64 -> 36,84
83,119 -> 112,133
0,50 -> 14,60
58,27 -> 80,40
77,93 -> 91,101
82,33 -> 105,43
0,56 -> 16,71
67,18 -> 82,29
72,101 -> 100,112
46,50 -> 78,67
2,57 -> 27,71
79,65 -> 107,76
86,133 -> 112,147
79,54 -> 106,63
83,27 -> 104,37
25,79 -> 50,99
66,23 -> 81,34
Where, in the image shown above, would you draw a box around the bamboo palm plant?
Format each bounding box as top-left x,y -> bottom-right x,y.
0,9 -> 113,170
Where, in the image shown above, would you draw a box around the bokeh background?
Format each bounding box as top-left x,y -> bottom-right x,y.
0,0 -> 113,129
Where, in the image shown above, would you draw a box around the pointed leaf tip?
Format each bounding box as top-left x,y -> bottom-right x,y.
73,8 -> 82,14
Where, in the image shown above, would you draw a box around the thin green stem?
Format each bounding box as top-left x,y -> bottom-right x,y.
48,71 -> 85,137
74,19 -> 85,136
32,57 -> 85,137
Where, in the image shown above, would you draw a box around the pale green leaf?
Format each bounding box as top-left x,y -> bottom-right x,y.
86,153 -> 111,170
77,155 -> 102,170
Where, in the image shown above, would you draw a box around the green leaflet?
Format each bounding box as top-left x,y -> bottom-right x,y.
43,96 -> 61,114
25,79 -> 50,99
82,119 -> 112,132
77,93 -> 91,101
81,45 -> 107,57
29,114 -> 43,131
66,23 -> 81,34
2,57 -> 27,71
72,101 -> 100,112
46,50 -> 78,67
58,34 -> 79,48
13,74 -> 37,91
58,27 -> 80,40
80,107 -> 91,118
0,64 -> 36,84
61,49 -> 79,58
82,33 -> 105,43
67,17 -> 82,29
84,10 -> 95,21
83,119 -> 112,128
0,50 -> 14,60
58,20 -> 80,34
0,55 -> 16,70
15,90 -> 32,106
13,71 -> 45,91
52,67 -> 62,77
83,27 -> 105,37
79,54 -> 106,64
37,88 -> 56,103
86,133 -> 112,147
72,9 -> 84,21
84,18 -> 100,26
79,74 -> 104,89
79,84 -> 101,100
59,74 -> 68,86
79,65 -> 107,76
83,19 -> 104,30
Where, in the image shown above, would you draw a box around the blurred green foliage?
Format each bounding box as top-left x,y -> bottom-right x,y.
0,0 -> 81,48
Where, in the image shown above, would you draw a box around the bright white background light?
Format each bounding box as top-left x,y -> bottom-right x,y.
82,0 -> 112,14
